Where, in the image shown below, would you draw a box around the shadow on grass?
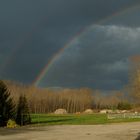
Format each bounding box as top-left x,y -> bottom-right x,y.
31,118 -> 74,124
135,133 -> 140,140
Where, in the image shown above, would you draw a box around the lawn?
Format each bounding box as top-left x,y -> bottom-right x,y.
31,114 -> 140,125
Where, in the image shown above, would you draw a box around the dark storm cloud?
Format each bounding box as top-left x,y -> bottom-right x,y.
44,25 -> 140,89
0,0 -> 140,88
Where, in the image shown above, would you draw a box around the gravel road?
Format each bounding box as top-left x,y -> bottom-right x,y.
0,122 -> 140,140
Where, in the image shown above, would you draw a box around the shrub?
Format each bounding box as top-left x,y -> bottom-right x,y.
117,102 -> 132,110
7,119 -> 18,128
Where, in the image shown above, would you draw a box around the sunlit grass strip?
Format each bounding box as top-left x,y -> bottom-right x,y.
30,114 -> 140,125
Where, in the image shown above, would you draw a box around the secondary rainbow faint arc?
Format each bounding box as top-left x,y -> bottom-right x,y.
33,4 -> 140,86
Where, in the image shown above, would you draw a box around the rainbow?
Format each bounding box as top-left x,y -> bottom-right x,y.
33,4 -> 140,86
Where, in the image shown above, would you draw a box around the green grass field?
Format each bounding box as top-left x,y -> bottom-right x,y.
31,114 -> 140,125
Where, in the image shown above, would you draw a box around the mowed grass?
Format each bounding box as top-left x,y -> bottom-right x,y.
31,114 -> 140,125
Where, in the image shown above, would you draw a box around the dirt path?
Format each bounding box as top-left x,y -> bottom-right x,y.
0,122 -> 140,140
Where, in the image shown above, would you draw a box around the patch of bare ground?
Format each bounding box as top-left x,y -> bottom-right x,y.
0,122 -> 140,140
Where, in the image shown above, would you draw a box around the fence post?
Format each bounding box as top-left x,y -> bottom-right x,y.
123,113 -> 125,118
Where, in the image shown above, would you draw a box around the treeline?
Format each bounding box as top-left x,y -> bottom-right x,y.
92,90 -> 131,110
4,80 -> 133,114
2,56 -> 140,115
5,81 -> 93,113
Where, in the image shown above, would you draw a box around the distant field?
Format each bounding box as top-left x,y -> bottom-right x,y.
31,114 -> 140,125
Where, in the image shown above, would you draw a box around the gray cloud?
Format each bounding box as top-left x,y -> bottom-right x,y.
0,0 -> 140,89
43,25 -> 140,89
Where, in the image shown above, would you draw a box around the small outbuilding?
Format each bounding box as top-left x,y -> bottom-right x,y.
100,110 -> 107,114
84,109 -> 93,114
100,109 -> 113,114
54,109 -> 67,114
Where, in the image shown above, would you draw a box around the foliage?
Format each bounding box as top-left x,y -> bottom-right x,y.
6,82 -> 94,113
128,57 -> 140,103
5,81 -> 133,113
0,80 -> 15,127
16,95 -> 31,126
7,119 -> 18,128
117,102 -> 132,110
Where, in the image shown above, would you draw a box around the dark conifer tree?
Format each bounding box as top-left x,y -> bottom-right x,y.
0,80 -> 15,126
16,94 -> 31,126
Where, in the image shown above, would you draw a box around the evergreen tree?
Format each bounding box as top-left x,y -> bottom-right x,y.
16,94 -> 31,126
0,80 -> 15,126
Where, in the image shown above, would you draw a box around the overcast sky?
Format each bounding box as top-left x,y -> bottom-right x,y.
0,0 -> 140,90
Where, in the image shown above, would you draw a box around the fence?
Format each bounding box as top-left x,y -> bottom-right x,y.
107,113 -> 140,119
